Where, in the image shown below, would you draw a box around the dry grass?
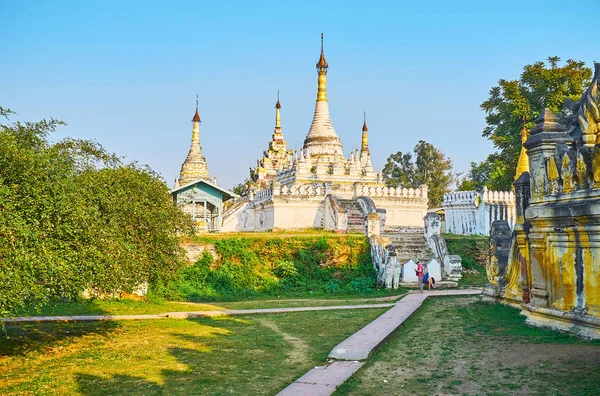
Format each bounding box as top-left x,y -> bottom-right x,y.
336,296 -> 600,395
0,308 -> 388,395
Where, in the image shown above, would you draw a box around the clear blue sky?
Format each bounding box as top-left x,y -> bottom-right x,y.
2,0 -> 598,189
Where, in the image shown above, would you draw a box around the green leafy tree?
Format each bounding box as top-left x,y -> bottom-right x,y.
231,179 -> 250,196
0,108 -> 193,317
468,57 -> 592,190
457,154 -> 507,191
382,140 -> 458,207
382,151 -> 414,188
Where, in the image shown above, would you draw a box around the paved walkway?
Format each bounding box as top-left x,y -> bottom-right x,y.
1,303 -> 396,323
277,288 -> 482,396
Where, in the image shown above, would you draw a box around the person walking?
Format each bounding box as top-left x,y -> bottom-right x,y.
416,261 -> 425,293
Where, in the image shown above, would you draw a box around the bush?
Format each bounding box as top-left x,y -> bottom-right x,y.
165,235 -> 379,300
0,109 -> 193,317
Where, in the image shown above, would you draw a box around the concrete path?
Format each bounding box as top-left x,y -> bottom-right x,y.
277,288 -> 482,396
1,303 -> 395,323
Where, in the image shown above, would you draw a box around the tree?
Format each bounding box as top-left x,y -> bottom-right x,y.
0,108 -> 193,317
231,179 -> 250,196
465,57 -> 592,190
382,140 -> 458,207
457,154 -> 507,191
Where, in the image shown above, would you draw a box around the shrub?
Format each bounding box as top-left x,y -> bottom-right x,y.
166,235 -> 379,300
0,110 -> 193,317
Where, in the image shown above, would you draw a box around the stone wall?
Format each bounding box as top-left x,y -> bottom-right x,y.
443,187 -> 516,236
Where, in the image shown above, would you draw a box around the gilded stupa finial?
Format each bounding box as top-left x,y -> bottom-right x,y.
316,33 -> 328,70
361,112 -> 369,154
192,95 -> 201,122
316,34 -> 328,102
275,91 -> 281,129
514,119 -> 530,181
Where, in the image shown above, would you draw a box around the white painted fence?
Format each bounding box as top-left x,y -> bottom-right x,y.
442,187 -> 515,236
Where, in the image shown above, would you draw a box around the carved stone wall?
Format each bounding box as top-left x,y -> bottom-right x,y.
485,64 -> 600,339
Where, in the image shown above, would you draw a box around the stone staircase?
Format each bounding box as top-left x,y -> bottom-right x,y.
381,232 -> 436,264
337,199 -> 366,233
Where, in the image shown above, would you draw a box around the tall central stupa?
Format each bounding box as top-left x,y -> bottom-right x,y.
303,33 -> 345,161
225,33 -> 429,233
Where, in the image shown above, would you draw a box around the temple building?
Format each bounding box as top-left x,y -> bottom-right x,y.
486,63 -> 600,339
172,102 -> 238,231
223,34 -> 428,232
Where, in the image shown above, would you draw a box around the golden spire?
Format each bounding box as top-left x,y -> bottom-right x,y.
191,96 -> 201,143
514,125 -> 529,180
275,90 -> 281,128
316,33 -> 328,102
361,111 -> 369,153
192,95 -> 201,123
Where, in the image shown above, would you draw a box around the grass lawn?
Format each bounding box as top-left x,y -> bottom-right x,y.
458,268 -> 488,288
336,296 -> 600,395
0,307 -> 388,395
11,293 -> 405,318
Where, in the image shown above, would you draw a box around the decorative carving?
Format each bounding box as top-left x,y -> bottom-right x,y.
593,145 -> 600,188
531,159 -> 547,197
486,220 -> 512,285
576,153 -> 588,189
547,156 -> 560,194
561,154 -> 574,193
577,63 -> 600,147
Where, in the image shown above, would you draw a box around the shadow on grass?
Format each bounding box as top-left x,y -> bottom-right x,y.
72,316 -> 290,396
76,374 -> 163,395
0,321 -> 120,357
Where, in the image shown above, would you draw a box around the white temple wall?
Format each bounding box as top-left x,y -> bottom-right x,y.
373,199 -> 428,227
222,182 -> 429,232
442,189 -> 515,236
221,201 -> 254,232
270,199 -> 325,230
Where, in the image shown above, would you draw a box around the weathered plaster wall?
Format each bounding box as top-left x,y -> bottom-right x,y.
485,67 -> 600,338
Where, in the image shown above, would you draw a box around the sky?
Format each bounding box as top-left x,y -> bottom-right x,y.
2,0 -> 598,189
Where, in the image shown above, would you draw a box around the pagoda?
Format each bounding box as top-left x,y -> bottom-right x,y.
250,92 -> 294,188
176,99 -> 210,187
225,34 -> 429,233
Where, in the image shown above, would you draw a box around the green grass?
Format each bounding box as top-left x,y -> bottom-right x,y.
458,268 -> 489,288
335,296 -> 600,395
12,293 -> 405,318
0,308 -> 389,395
443,234 -> 489,288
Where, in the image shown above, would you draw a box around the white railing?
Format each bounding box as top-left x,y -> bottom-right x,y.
442,187 -> 516,236
355,184 -> 428,199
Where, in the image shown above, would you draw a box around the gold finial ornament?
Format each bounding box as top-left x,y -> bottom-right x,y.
514,125 -> 530,180
316,33 -> 328,102
361,112 -> 369,154
275,91 -> 281,128
192,95 -> 201,123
